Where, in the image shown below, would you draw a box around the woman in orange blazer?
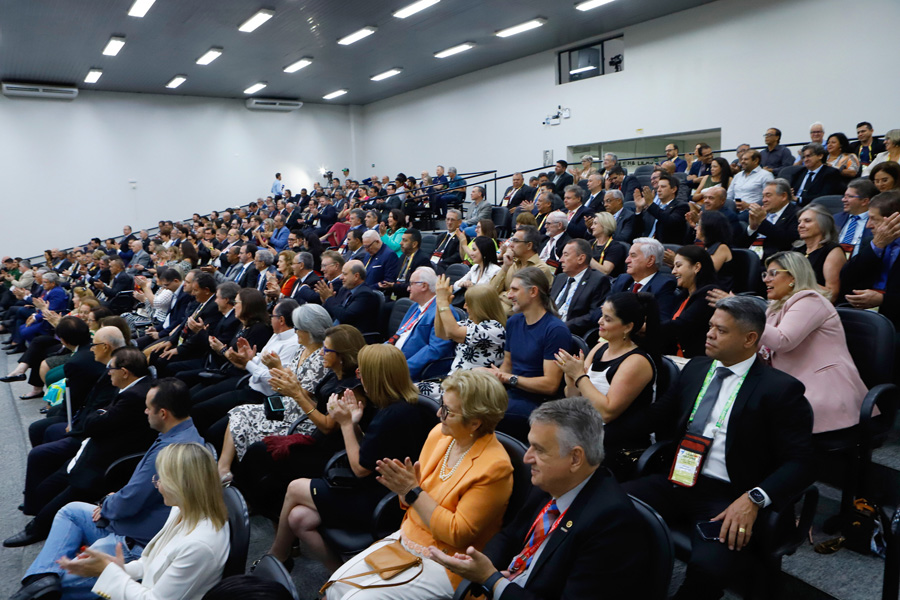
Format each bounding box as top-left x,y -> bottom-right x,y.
322,370 -> 514,599
760,251 -> 868,434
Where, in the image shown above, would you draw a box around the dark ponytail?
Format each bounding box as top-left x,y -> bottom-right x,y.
605,291 -> 661,366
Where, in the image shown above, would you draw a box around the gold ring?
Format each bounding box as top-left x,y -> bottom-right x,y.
738,527 -> 746,533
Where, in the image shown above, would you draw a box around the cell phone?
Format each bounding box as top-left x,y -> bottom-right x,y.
696,520 -> 722,541
264,395 -> 286,421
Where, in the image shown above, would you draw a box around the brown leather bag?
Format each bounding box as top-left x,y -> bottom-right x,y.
319,540 -> 424,594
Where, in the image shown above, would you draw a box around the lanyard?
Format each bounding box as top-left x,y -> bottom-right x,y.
687,363 -> 747,430
396,298 -> 434,336
594,237 -> 612,263
510,500 -> 568,573
399,253 -> 415,279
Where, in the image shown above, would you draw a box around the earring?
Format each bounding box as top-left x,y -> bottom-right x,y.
623,332 -> 627,341
789,282 -> 794,288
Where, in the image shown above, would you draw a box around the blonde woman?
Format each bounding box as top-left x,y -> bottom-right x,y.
795,204 -> 845,301
58,443 -> 230,599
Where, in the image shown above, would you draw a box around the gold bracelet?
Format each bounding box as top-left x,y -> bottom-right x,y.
304,406 -> 317,416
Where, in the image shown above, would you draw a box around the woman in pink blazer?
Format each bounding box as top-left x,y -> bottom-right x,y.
760,251 -> 867,434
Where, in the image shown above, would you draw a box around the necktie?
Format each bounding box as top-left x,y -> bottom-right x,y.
766,212 -> 778,224
557,278 -> 576,320
508,500 -> 560,580
631,282 -> 642,293
842,215 -> 860,245
557,277 -> 575,305
687,367 -> 733,435
800,171 -> 815,200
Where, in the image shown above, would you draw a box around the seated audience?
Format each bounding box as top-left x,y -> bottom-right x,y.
634,172 -> 688,244
382,228 -> 431,300
10,379 -> 203,600
501,172 -> 534,211
835,178 -> 877,256
428,397 -> 648,599
461,186 -> 493,237
624,296 -> 814,600
491,226 -> 555,315
796,204 -> 846,300
587,212 -> 627,277
562,185 -> 592,240
609,237 -> 678,321
392,267 -> 456,380
742,178 -> 800,260
262,344 -> 435,572
850,121 -> 885,168
379,208 -> 408,256
826,132 -> 861,180
789,143 -> 844,206
57,443 -> 230,599
601,189 -> 636,243
863,129 -> 900,175
870,161 -> 900,193
537,211 -> 570,270
760,127 -> 795,172
359,230 -> 399,289
322,370 -> 513,599
556,292 -> 659,468
452,237 -> 502,293
551,239 -> 611,337
316,260 -> 382,333
431,210 -> 466,272
760,252 -> 867,435
457,219 -> 498,265
662,246 -> 724,357
692,157 -> 732,200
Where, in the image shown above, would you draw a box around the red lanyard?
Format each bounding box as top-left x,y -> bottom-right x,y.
396,298 -> 434,336
509,500 -> 568,575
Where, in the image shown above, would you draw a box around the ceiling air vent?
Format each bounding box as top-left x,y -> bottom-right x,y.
245,98 -> 303,112
2,82 -> 79,100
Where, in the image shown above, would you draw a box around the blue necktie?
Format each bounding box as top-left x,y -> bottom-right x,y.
842,215 -> 860,245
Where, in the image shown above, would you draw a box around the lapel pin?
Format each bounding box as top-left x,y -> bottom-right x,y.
566,520 -> 573,528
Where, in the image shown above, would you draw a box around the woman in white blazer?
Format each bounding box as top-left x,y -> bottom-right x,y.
58,443 -> 231,600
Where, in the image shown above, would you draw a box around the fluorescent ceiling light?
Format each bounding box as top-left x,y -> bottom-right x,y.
371,68 -> 402,81
244,82 -> 267,95
127,0 -> 156,17
495,18 -> 546,38
238,9 -> 274,33
337,26 -> 377,45
196,48 -> 223,65
434,42 -> 475,58
569,65 -> 598,74
284,57 -> 313,73
102,36 -> 126,56
393,0 -> 440,18
576,0 -> 616,10
84,69 -> 103,84
323,89 -> 348,100
166,75 -> 187,89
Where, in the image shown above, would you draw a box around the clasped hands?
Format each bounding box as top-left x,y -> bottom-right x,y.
327,389 -> 364,426
58,543 -> 125,579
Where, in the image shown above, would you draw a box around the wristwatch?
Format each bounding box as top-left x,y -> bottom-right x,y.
747,487 -> 766,508
507,375 -> 519,387
404,486 -> 423,506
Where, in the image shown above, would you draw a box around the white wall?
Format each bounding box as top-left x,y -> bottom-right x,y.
0,91 -> 353,257
359,0 -> 900,191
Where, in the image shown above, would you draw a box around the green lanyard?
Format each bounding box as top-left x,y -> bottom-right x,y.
687,363 -> 748,430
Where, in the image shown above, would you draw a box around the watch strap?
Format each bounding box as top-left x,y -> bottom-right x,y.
404,486 -> 423,506
482,572 -> 505,599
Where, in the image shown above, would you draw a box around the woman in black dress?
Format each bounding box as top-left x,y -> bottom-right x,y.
796,203 -> 845,302
589,212 -> 627,277
661,245 -> 723,357
697,210 -> 734,292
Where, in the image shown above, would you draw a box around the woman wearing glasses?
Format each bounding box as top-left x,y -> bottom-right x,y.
57,443 -> 230,599
321,370 -> 512,599
759,251 -> 867,435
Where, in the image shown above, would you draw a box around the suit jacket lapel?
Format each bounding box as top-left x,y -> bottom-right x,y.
723,359 -> 762,462
431,435 -> 491,506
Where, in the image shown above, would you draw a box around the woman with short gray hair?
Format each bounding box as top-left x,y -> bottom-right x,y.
863,129 -> 900,176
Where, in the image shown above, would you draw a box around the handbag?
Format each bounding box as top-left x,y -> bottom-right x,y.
319,540 -> 423,594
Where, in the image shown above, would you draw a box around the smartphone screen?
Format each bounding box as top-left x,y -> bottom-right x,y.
696,520 -> 722,541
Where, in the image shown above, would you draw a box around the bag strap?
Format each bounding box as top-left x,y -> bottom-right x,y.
319,558 -> 423,594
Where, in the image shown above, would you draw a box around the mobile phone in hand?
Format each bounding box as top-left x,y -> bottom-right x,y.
696,520 -> 721,542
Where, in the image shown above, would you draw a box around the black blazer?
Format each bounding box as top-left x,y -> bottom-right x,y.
68,377 -> 156,490
158,286 -> 194,338
389,250 -> 433,298
639,356 -> 814,510
740,202 -> 800,260
434,231 -> 464,270
551,172 -> 574,195
551,269 -> 611,337
833,212 -> 873,250
612,207 -> 637,243
635,199 -> 689,244
167,297 -> 223,357
659,284 -> 720,357
63,345 -> 107,412
235,263 -> 259,289
65,374 -> 118,436
789,165 -> 845,205
841,240 -> 900,329
850,138 -> 886,160
323,284 -> 381,332
288,272 -> 322,305
609,272 -> 679,321
504,185 -> 535,209
103,272 -> 134,297
565,205 -> 593,240
483,468 -> 647,600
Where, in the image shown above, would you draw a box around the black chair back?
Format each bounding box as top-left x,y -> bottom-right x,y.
223,486 -> 250,577
103,452 -> 144,492
445,263 -> 470,286
634,164 -> 655,177
417,394 -> 441,415
495,432 -> 532,525
657,356 -> 680,400
387,298 -> 414,338
491,207 -> 512,238
571,334 -> 590,357
730,248 -> 764,295
836,307 -> 896,388
777,165 -> 804,181
420,234 -> 437,255
811,195 -> 845,215
250,554 -> 301,600
629,495 -> 674,600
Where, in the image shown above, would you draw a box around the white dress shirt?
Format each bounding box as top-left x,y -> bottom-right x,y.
726,166 -> 774,205
245,329 -> 301,396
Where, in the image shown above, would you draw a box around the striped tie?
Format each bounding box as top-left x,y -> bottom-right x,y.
842,215 -> 860,245
508,500 -> 560,580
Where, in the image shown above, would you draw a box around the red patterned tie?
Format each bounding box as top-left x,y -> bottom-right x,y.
631,282 -> 642,293
508,500 -> 560,580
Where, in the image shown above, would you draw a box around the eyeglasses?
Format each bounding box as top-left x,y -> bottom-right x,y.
509,238 -> 526,244
761,269 -> 790,281
90,342 -> 108,348
322,346 -> 337,354
106,365 -> 123,372
438,402 -> 458,420
843,193 -> 861,199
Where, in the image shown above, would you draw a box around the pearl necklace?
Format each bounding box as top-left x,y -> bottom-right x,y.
439,439 -> 472,481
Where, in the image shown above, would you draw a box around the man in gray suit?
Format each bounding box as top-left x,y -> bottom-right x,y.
461,186 -> 493,236
126,240 -> 152,275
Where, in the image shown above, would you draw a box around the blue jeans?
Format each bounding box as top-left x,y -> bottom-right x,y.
25,502 -> 143,600
462,225 -> 478,237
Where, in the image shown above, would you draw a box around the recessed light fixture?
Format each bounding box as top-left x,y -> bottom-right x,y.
244,82 -> 267,95
575,0 -> 616,10
393,0 -> 440,19
284,57 -> 313,73
337,27 -> 377,45
371,68 -> 402,81
569,66 -> 598,75
166,75 -> 187,89
102,36 -> 126,56
323,89 -> 348,100
495,18 -> 546,38
238,9 -> 274,33
127,0 -> 156,18
434,42 -> 475,58
196,48 -> 223,65
84,69 -> 103,84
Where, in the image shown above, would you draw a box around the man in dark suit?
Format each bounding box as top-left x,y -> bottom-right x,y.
834,178 -> 877,257
583,172 -> 606,213
537,212 -> 570,273
5,348 -> 155,546
789,143 -> 845,205
430,397 -> 648,600
136,268 -> 193,350
634,172 -> 689,244
550,160 -> 575,195
551,239 -> 610,337
502,172 -> 534,212
562,186 -> 592,240
92,259 -> 134,301
740,179 -> 800,259
232,243 -> 260,289
283,251 -> 321,305
431,210 -> 465,273
317,260 -> 382,332
624,297 -> 814,599
360,230 -> 399,290
607,237 -> 678,321
602,190 -> 637,243
850,121 -> 886,168
381,229 -> 432,300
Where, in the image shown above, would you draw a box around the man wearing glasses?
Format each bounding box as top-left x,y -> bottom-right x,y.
431,210 -> 466,273
492,225 -> 557,315
759,128 -> 795,173
360,230 -> 399,290
834,178 -> 877,257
